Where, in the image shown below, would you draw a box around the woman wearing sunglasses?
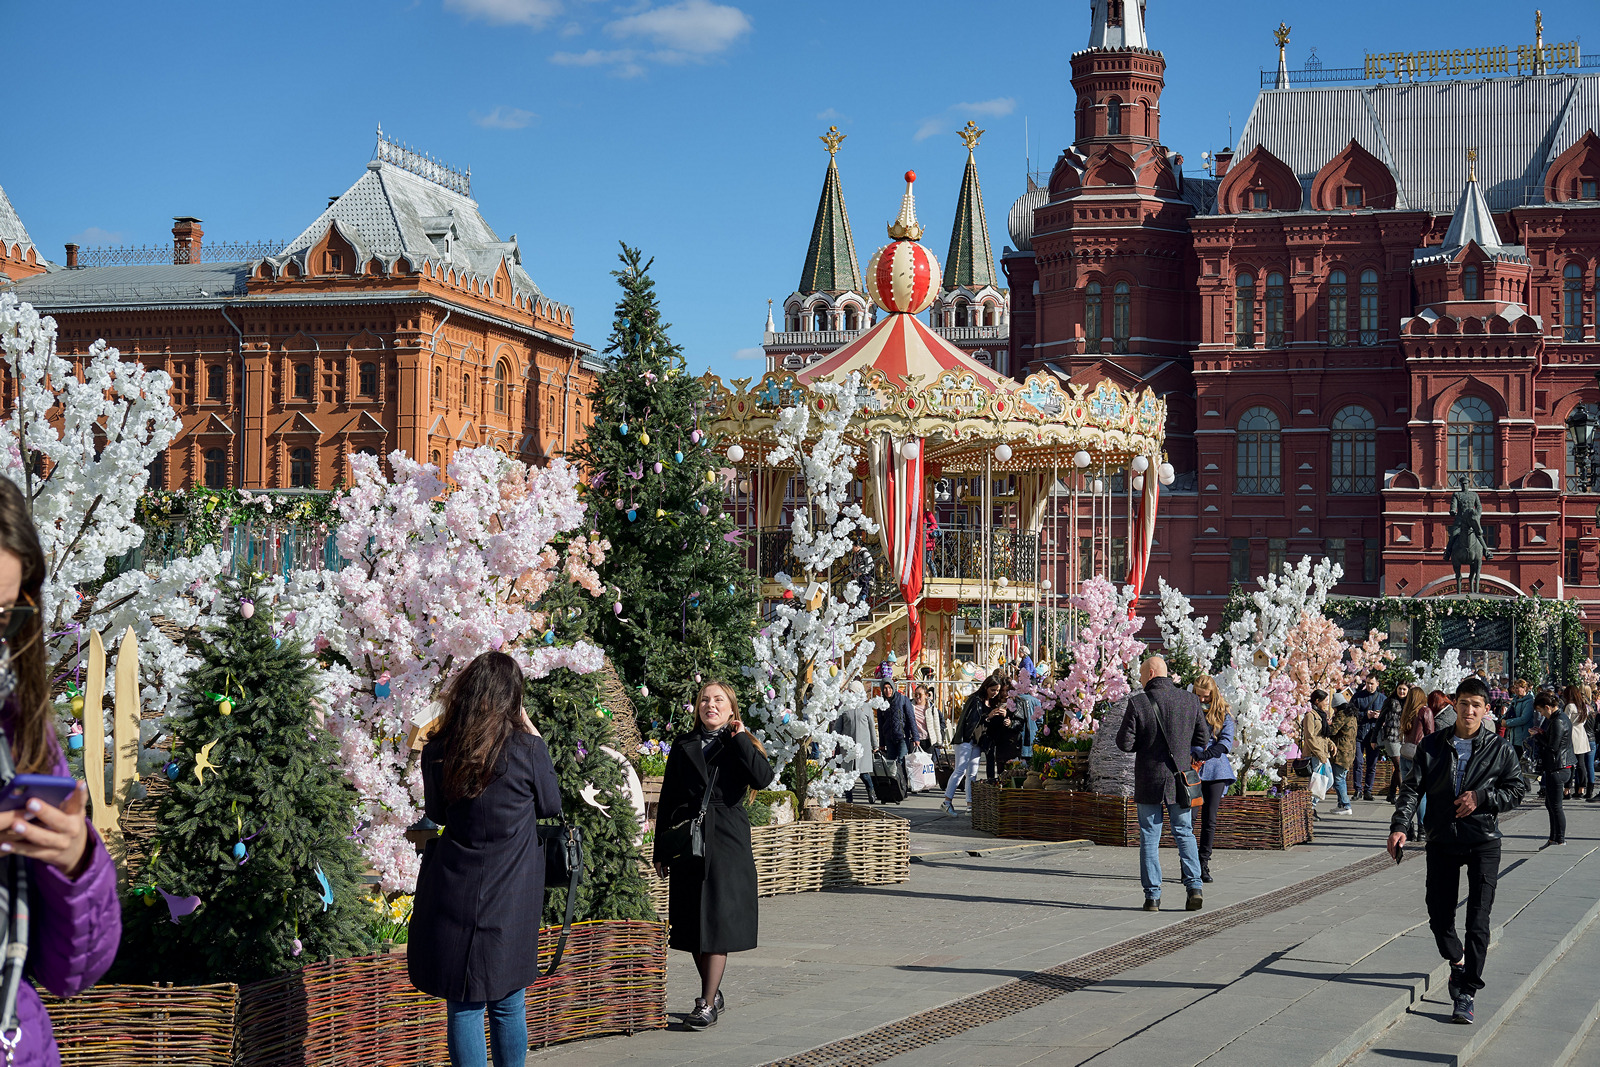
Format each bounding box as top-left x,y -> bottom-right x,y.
0,476 -> 120,1065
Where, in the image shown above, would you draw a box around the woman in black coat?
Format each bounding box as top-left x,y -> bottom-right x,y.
652,680 -> 773,1031
409,652 -> 562,1067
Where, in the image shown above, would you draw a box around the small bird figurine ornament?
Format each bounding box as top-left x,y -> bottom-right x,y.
579,782 -> 610,817
159,888 -> 202,924
314,865 -> 334,911
193,739 -> 220,783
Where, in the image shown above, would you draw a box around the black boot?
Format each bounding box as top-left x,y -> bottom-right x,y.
1200,859 -> 1213,884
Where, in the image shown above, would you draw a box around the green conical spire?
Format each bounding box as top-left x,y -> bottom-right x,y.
943,122 -> 997,291
799,127 -> 863,295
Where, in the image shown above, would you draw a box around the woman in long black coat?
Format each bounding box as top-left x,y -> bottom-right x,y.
409,652 -> 562,1067
652,680 -> 773,1031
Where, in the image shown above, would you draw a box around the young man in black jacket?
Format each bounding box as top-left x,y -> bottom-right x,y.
1389,676 -> 1527,1026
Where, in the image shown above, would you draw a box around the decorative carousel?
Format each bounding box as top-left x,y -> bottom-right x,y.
705,172 -> 1171,681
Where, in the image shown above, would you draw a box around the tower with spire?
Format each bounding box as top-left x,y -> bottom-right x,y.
763,127 -> 872,373
933,122 -> 1010,372
0,181 -> 49,287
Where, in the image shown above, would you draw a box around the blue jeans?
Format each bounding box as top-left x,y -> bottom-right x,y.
1332,765 -> 1352,808
447,990 -> 527,1067
1137,801 -> 1203,898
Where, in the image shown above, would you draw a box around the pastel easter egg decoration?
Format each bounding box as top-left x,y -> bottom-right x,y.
68,732 -> 83,751
374,681 -> 392,699
653,461 -> 663,474
239,600 -> 255,620
638,685 -> 649,697
829,664 -> 840,677
655,508 -> 666,518
613,602 -> 623,616
615,498 -> 625,510
626,509 -> 637,522
165,761 -> 180,781
232,841 -> 247,862
292,938 -> 303,957
691,429 -> 702,444
218,699 -> 233,716
674,451 -> 684,463
619,422 -> 629,435
640,432 -> 651,446
694,673 -> 702,683
70,695 -> 84,716
543,630 -> 556,645
698,503 -> 710,516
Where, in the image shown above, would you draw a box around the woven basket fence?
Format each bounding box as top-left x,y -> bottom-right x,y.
970,780 -> 1000,834
992,788 -> 1314,850
50,920 -> 665,1066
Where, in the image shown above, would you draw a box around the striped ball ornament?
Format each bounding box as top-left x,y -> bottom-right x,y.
868,239 -> 940,315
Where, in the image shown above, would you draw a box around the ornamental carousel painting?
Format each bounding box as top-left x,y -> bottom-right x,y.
706,172 -> 1171,686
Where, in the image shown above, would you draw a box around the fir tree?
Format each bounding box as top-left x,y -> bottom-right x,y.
573,244 -> 758,739
524,575 -> 655,925
117,579 -> 371,984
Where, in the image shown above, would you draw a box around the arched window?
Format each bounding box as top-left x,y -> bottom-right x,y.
462,372 -> 471,407
293,362 -> 312,399
494,361 -> 508,413
431,449 -> 442,469
1265,271 -> 1286,348
811,304 -> 830,331
1331,405 -> 1377,494
1359,268 -> 1380,345
203,448 -> 227,489
1085,282 -> 1102,353
1462,264 -> 1480,301
1106,97 -> 1122,136
432,366 -> 441,399
1112,281 -> 1131,353
290,447 -> 316,489
1447,396 -> 1495,488
359,361 -> 378,397
844,305 -> 859,331
1235,273 -> 1256,348
1236,407 -> 1281,494
954,300 -> 969,328
1327,270 -> 1349,346
1565,263 -> 1585,341
207,364 -> 225,401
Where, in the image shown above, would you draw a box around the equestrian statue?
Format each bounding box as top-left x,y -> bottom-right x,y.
1442,475 -> 1492,595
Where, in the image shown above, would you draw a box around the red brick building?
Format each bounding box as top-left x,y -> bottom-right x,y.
1004,2 -> 1600,646
0,131 -> 601,490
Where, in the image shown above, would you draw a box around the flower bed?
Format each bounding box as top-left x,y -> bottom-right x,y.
641,803 -> 909,917
48,921 -> 666,1066
993,789 -> 1313,850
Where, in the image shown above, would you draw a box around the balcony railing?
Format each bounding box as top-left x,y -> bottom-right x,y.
752,527 -> 1039,587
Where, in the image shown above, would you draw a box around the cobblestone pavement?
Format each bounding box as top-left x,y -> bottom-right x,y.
525,787 -> 1600,1067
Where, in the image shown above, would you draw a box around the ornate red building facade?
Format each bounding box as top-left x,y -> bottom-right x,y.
1005,2 -> 1600,647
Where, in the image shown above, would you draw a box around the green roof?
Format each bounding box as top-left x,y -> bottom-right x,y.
943,149 -> 997,291
799,156 -> 862,295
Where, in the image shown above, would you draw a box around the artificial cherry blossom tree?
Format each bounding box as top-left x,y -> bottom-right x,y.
746,374 -> 879,806
1410,651 -> 1471,698
1042,576 -> 1145,733
327,447 -> 610,890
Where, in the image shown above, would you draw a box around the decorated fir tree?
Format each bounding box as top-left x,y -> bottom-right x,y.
524,575 -> 655,926
117,580 -> 371,984
573,244 -> 758,739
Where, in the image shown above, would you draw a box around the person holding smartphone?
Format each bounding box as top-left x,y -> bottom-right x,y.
1390,676 -> 1527,1026
0,476 -> 121,1066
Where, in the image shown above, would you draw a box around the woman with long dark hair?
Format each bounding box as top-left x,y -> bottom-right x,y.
1562,685 -> 1591,800
0,476 -> 120,1066
1399,686 -> 1434,840
409,651 -> 561,1067
652,681 -> 773,1031
941,675 -> 997,814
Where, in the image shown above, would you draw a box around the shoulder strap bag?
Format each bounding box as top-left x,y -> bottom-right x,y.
537,818 -> 584,977
1151,698 -> 1204,808
657,765 -> 720,866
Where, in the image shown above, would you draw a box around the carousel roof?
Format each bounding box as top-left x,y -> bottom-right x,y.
797,310 -> 1010,392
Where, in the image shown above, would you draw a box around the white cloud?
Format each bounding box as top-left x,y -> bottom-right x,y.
444,0 -> 562,28
914,97 -> 1016,141
67,227 -> 125,246
731,346 -> 765,361
606,0 -> 751,56
550,48 -> 646,77
472,106 -> 538,129
817,107 -> 846,122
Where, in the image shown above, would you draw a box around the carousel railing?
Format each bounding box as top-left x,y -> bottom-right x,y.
752,527 -> 1039,586
753,529 -> 901,617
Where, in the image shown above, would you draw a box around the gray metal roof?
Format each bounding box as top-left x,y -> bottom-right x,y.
1440,176 -> 1507,253
1233,73 -> 1600,214
8,262 -> 251,307
279,160 -> 558,312
0,183 -> 33,253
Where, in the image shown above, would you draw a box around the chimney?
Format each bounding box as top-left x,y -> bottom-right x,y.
1211,148 -> 1235,178
172,217 -> 203,265
64,244 -> 79,269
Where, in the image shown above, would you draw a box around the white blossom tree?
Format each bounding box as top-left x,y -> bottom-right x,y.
746,374 -> 880,806
1410,652 -> 1470,698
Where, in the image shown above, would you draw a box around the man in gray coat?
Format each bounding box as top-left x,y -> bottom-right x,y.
1117,656 -> 1212,912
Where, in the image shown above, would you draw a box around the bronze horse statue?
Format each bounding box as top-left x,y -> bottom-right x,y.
1442,476 -> 1492,595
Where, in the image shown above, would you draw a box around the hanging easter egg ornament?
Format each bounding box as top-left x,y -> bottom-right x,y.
674,451 -> 684,463
70,695 -> 84,716
619,422 -> 630,435
655,508 -> 666,518
374,681 -> 392,699
232,841 -> 247,862
626,509 -> 638,522
640,432 -> 651,446
691,429 -> 702,444
543,630 -> 556,645
239,600 -> 255,620
165,761 -> 180,781
698,503 -> 709,516
219,699 -> 233,716
638,685 -> 649,697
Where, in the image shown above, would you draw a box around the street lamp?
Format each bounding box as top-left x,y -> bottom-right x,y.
1569,397 -> 1597,492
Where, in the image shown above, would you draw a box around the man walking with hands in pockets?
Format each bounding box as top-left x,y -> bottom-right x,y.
1389,676 -> 1526,1026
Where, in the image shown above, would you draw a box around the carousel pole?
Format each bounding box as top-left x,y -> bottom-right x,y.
1126,459 -> 1133,584
983,451 -> 992,672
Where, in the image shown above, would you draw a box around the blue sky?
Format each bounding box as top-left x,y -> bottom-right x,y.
5,1 -> 1592,380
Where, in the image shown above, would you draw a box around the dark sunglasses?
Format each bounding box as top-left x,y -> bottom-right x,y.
0,596 -> 36,641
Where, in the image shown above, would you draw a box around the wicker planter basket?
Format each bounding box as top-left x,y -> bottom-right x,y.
970,780 -> 1000,834
48,921 -> 666,1066
991,789 -> 1313,850
641,804 -> 908,918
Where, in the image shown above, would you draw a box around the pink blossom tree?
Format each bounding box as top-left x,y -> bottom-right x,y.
1043,576 -> 1146,733
327,448 -> 611,890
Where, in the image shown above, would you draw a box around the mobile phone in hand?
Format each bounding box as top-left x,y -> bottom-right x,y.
1393,842 -> 1405,863
0,774 -> 78,814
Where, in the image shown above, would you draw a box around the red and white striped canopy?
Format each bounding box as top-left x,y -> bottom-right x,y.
797,312 -> 1013,392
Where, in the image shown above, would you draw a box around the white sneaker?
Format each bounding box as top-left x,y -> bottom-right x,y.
940,800 -> 957,816
1332,806 -> 1354,816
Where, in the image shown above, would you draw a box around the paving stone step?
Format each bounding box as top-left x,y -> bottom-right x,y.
1467,906 -> 1600,1067
1341,844 -> 1600,1067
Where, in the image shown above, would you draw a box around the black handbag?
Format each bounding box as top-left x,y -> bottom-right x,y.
536,820 -> 584,977
1149,696 -> 1203,808
658,767 -> 719,865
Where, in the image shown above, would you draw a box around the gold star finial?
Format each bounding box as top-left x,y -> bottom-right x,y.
958,120 -> 985,153
820,126 -> 846,158
1467,147 -> 1479,182
1274,22 -> 1291,49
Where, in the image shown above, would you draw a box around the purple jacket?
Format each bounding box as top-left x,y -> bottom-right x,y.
6,707 -> 120,1067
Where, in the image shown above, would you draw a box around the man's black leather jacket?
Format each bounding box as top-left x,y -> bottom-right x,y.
1391,725 -> 1527,846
